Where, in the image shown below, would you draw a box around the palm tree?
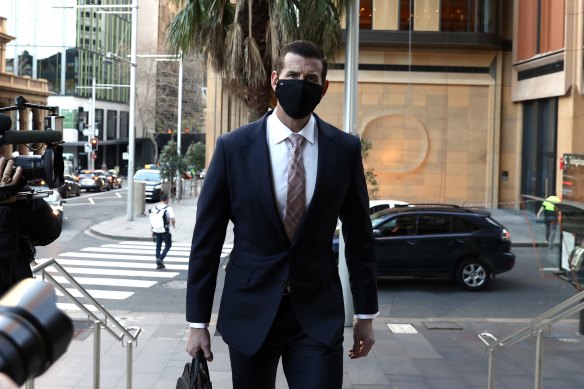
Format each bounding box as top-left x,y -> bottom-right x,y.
167,0 -> 351,120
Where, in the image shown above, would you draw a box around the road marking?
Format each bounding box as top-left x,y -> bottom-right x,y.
57,289 -> 133,300
119,240 -> 192,248
81,247 -> 190,256
89,197 -> 95,204
49,276 -> 156,288
56,303 -> 99,312
101,243 -> 191,252
58,252 -> 189,262
44,266 -> 179,278
51,258 -> 188,271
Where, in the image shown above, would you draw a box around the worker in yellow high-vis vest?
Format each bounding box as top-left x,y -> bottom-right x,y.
537,195 -> 560,248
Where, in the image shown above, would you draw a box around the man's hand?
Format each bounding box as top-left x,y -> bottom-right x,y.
187,327 -> 213,361
349,319 -> 375,359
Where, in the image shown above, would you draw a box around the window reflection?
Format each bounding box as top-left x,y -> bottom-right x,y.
400,0 -> 414,31
360,0 -> 373,29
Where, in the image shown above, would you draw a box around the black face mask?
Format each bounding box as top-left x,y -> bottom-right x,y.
275,79 -> 323,119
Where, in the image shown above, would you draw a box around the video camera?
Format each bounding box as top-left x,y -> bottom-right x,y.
0,278 -> 73,386
0,96 -> 64,196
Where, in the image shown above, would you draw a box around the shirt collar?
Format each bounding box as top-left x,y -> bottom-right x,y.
268,108 -> 316,146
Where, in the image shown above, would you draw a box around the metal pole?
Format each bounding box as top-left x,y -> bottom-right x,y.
25,378 -> 34,389
580,298 -> 584,335
89,77 -> 96,170
94,320 -> 101,389
340,0 -> 360,327
176,50 -> 183,201
126,0 -> 138,221
487,349 -> 494,389
534,330 -> 544,389
127,340 -> 133,389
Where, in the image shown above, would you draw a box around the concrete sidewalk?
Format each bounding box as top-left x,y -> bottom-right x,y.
31,196 -> 582,388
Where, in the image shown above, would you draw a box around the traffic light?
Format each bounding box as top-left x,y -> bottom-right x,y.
90,137 -> 99,151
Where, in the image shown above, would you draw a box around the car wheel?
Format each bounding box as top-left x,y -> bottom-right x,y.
76,189 -> 80,196
455,258 -> 491,291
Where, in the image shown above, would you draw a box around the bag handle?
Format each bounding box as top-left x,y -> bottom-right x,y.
189,350 -> 210,385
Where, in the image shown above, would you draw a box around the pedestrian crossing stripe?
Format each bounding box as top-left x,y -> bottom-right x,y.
80,247 -> 190,256
42,240 -> 233,311
49,258 -> 188,271
59,252 -> 190,262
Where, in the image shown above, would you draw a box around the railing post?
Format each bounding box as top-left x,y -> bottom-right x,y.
94,320 -> 102,389
487,348 -> 494,389
25,378 -> 34,388
127,340 -> 133,389
534,330 -> 544,389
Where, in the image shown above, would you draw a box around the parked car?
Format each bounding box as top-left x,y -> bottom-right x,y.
94,170 -> 112,191
78,170 -> 106,192
58,174 -> 81,198
134,168 -> 163,202
334,205 -> 515,291
108,169 -> 122,188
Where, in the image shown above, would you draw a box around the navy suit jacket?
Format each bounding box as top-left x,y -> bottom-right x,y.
186,110 -> 378,355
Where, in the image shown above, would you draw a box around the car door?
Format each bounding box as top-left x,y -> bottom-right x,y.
373,214 -> 418,275
415,214 -> 474,274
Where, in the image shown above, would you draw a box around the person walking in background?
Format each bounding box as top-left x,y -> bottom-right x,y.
149,193 -> 175,269
185,40 -> 378,389
537,194 -> 560,248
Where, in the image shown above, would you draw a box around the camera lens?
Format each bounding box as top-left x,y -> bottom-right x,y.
12,146 -> 64,188
0,279 -> 73,385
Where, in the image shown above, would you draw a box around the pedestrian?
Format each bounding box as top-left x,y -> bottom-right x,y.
537,194 -> 560,248
185,40 -> 378,389
149,193 -> 175,269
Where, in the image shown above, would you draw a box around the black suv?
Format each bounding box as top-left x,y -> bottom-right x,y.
334,205 -> 515,291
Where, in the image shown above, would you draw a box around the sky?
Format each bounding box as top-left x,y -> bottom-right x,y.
1,0 -> 77,59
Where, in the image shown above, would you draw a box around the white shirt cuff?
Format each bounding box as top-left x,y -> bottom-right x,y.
354,311 -> 379,320
189,322 -> 209,328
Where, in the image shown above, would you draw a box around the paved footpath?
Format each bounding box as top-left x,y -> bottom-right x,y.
29,194 -> 584,388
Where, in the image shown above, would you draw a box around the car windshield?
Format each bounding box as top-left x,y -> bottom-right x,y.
370,209 -> 393,226
134,170 -> 161,181
79,173 -> 95,178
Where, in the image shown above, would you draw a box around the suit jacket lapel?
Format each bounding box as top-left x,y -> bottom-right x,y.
245,112 -> 288,241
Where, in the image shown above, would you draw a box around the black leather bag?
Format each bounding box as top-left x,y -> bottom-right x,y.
176,351 -> 212,389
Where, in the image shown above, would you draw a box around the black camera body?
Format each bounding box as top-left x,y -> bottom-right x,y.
0,96 -> 65,192
0,279 -> 73,386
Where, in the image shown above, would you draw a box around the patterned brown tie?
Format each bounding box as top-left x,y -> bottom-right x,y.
285,134 -> 306,240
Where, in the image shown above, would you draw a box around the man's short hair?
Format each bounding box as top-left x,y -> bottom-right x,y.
276,40 -> 328,82
160,194 -> 169,202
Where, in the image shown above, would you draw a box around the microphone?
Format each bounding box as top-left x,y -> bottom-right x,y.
0,129 -> 62,145
0,113 -> 12,133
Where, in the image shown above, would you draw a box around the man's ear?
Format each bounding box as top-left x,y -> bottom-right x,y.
271,71 -> 279,92
322,80 -> 329,97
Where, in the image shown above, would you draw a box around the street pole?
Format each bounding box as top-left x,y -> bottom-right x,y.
126,0 -> 138,221
89,77 -> 96,171
176,50 -> 183,201
340,0 -> 360,327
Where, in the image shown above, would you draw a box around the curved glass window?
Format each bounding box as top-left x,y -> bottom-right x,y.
441,0 -> 497,33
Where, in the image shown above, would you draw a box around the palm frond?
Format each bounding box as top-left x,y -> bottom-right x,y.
166,0 -> 206,56
264,17 -> 280,70
243,36 -> 267,87
225,22 -> 244,82
273,0 -> 300,44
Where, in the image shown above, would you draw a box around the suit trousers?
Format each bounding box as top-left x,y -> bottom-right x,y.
228,295 -> 343,389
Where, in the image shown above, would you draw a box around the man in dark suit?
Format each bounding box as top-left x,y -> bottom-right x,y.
186,40 -> 378,389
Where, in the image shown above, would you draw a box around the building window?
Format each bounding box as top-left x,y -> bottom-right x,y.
400,0 -> 414,31
107,110 -> 117,140
440,0 -> 497,33
516,0 -> 565,62
360,0 -> 373,29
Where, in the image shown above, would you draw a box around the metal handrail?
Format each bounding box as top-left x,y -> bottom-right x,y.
30,258 -> 142,389
478,289 -> 584,389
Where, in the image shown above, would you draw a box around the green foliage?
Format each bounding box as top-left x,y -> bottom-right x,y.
158,140 -> 188,184
184,141 -> 206,172
361,138 -> 379,200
